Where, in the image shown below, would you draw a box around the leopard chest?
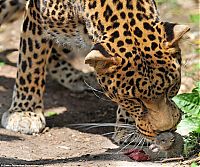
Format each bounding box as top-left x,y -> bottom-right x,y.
43,22 -> 92,55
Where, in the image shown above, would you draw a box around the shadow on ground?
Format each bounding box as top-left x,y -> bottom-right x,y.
0,148 -> 133,165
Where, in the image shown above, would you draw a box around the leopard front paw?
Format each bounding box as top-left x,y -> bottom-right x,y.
1,110 -> 46,134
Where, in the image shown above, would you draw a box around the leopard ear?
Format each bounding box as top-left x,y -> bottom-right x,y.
85,44 -> 120,74
164,22 -> 190,46
173,24 -> 190,41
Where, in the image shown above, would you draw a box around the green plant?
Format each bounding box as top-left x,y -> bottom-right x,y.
196,48 -> 200,54
0,61 -> 5,67
155,0 -> 177,5
190,14 -> 200,24
183,131 -> 200,157
173,82 -> 200,133
191,162 -> 199,167
173,82 -> 200,156
155,0 -> 167,4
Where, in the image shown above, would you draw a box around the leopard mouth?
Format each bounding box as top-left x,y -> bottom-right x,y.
131,98 -> 182,140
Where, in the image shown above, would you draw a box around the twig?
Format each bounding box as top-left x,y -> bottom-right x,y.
155,156 -> 184,163
181,157 -> 200,165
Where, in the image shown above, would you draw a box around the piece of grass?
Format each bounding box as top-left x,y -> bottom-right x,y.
45,111 -> 58,117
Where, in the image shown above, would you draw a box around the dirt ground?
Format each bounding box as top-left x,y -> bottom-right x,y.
0,1 -> 199,167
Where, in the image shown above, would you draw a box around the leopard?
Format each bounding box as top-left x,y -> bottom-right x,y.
0,0 -> 190,144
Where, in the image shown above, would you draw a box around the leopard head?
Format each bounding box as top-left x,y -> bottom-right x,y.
85,22 -> 189,139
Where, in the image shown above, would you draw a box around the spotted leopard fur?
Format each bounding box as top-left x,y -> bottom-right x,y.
0,0 -> 189,141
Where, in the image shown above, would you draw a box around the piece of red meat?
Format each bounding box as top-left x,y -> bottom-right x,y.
124,148 -> 150,161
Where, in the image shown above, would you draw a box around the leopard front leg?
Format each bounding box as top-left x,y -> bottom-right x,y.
112,106 -> 138,144
1,5 -> 52,134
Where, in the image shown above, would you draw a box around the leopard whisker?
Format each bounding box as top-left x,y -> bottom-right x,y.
101,128 -> 132,137
83,80 -> 104,94
101,131 -> 116,136
117,139 -> 136,153
83,80 -> 113,102
92,90 -> 112,102
140,137 -> 147,148
141,138 -> 146,149
121,132 -> 137,145
127,134 -> 142,149
114,131 -> 135,144
117,134 -> 141,153
69,123 -> 136,129
84,125 -> 122,130
132,135 -> 144,149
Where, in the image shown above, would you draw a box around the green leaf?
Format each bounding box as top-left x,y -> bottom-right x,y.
191,162 -> 198,167
173,84 -> 200,113
0,62 -> 5,67
174,83 -> 200,133
178,116 -> 200,133
194,82 -> 200,93
190,14 -> 200,24
173,91 -> 200,115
